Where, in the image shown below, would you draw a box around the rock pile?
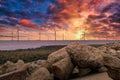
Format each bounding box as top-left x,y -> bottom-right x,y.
0,42 -> 120,80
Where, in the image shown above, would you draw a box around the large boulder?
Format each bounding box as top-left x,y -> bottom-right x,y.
47,47 -> 69,64
32,60 -> 50,69
28,60 -> 52,75
47,47 -> 70,71
105,42 -> 120,50
15,60 -> 25,69
0,61 -> 16,75
27,67 -> 53,80
0,63 -> 31,80
116,50 -> 120,59
98,46 -> 107,53
103,54 -> 120,80
52,57 -> 74,80
72,67 -> 91,78
106,49 -> 117,57
78,68 -> 91,77
66,42 -> 104,70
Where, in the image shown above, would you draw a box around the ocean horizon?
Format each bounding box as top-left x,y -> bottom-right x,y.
0,40 -> 120,50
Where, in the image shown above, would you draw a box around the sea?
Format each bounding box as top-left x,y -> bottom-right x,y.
0,40 -> 120,50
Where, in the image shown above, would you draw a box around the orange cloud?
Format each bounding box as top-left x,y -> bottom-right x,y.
93,0 -> 108,4
0,27 -> 8,31
58,0 -> 67,4
60,9 -> 68,14
20,19 -> 40,30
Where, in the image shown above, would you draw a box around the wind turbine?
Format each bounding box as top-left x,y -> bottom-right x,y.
11,28 -> 14,41
52,22 -> 57,41
16,25 -> 20,41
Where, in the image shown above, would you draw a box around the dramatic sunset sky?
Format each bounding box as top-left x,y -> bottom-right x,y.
0,0 -> 120,40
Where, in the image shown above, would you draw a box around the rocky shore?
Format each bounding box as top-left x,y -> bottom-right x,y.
0,42 -> 120,80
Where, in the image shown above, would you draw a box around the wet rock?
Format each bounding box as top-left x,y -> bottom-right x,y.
103,54 -> 120,80
66,42 -> 104,69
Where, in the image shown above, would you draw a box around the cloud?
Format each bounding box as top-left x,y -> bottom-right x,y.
20,19 -> 40,30
0,0 -> 119,40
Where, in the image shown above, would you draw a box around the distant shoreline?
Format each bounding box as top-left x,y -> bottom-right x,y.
0,40 -> 119,50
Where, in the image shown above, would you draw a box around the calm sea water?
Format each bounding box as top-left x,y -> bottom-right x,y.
0,40 -> 119,50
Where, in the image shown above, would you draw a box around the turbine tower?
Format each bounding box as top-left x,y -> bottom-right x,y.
11,28 -> 13,41
54,28 -> 57,41
16,25 -> 20,41
53,22 -> 57,41
39,31 -> 41,40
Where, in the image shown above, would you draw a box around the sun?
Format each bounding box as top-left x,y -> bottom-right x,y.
75,30 -> 85,39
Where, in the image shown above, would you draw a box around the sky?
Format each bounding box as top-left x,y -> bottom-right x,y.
0,0 -> 120,40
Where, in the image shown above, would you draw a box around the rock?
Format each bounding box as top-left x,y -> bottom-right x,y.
103,54 -> 120,80
70,72 -> 112,80
107,49 -> 117,56
47,47 -> 69,64
33,60 -> 46,66
66,42 -> 104,69
98,46 -> 107,53
27,63 -> 39,74
32,60 -> 50,68
105,42 -> 120,50
47,47 -> 70,71
52,58 -> 74,80
0,61 -> 16,74
0,63 -> 31,80
116,50 -> 120,59
28,67 -> 53,80
72,67 -> 79,74
15,60 -> 25,69
98,66 -> 108,73
78,68 -> 91,77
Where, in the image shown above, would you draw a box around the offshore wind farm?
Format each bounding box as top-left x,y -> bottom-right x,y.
0,0 -> 120,80
0,0 -> 120,41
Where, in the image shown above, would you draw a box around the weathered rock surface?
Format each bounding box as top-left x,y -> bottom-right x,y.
66,42 -> 104,69
1,42 -> 120,80
52,58 -> 74,80
15,60 -> 25,69
116,50 -> 120,59
0,61 -> 16,75
47,47 -> 69,64
0,63 -> 30,80
98,66 -> 108,73
78,68 -> 91,77
105,42 -> 120,50
103,54 -> 120,80
27,67 -> 53,80
47,47 -> 70,71
70,72 -> 112,80
98,46 -> 107,53
106,49 -> 117,56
